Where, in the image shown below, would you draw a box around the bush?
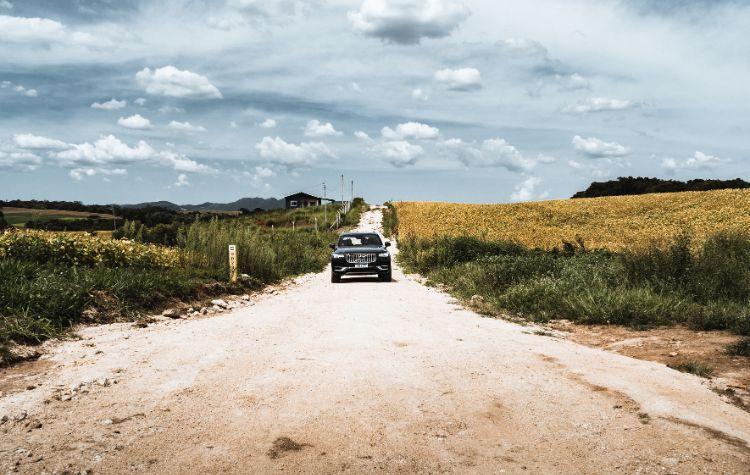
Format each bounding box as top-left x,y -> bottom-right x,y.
398,233 -> 750,335
0,210 -> 8,230
0,229 -> 179,268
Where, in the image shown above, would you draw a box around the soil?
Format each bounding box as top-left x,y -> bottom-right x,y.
1,208 -> 749,473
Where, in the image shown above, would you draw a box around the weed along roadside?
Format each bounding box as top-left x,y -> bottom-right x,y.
0,199 -> 367,365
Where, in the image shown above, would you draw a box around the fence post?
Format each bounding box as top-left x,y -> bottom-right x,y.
228,244 -> 238,283
315,217 -> 318,232
292,220 -> 295,231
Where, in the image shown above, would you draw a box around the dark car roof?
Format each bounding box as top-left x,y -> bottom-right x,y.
340,232 -> 378,237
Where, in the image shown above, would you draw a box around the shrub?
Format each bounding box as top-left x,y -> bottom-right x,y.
0,210 -> 8,230
726,337 -> 750,357
668,360 -> 714,378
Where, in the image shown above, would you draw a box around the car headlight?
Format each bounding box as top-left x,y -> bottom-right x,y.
378,252 -> 389,257
332,252 -> 345,258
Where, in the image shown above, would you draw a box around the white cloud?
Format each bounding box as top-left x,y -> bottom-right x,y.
555,73 -> 590,91
354,130 -> 371,140
255,136 -> 336,170
564,97 -> 633,114
381,122 -> 439,140
230,121 -> 239,129
0,150 -> 41,171
304,119 -> 343,137
572,135 -> 630,158
511,176 -> 547,202
173,173 -> 191,187
443,138 -> 542,172
259,118 -> 277,128
158,105 -> 185,114
434,67 -> 482,91
136,66 -> 222,99
662,151 -> 727,174
91,98 -> 127,110
13,133 -> 69,150
69,167 -> 126,181
411,88 -> 429,101
349,0 -> 470,45
51,134 -> 215,174
244,165 -> 276,188
168,120 -> 207,132
0,1 -> 13,10
118,114 -> 153,130
0,14 -> 97,46
2,81 -> 37,97
374,140 -> 424,167
499,37 -> 548,58
134,97 -> 147,106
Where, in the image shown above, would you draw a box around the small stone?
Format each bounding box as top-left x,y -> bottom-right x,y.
30,421 -> 42,430
60,394 -> 72,402
15,411 -> 27,422
26,385 -> 36,391
1,415 -> 8,424
200,307 -> 209,315
668,352 -> 678,357
240,294 -> 251,301
97,378 -> 111,387
161,308 -> 181,319
211,299 -> 229,309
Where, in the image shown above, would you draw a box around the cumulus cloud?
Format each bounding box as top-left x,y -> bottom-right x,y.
498,37 -> 548,58
304,119 -> 343,137
118,114 -> 152,130
381,122 -> 439,140
354,130 -> 371,140
173,173 -> 191,187
554,73 -> 591,92
91,98 -> 127,110
69,167 -> 126,181
443,138 -> 543,172
511,176 -> 547,202
434,67 -> 482,91
136,66 -> 223,99
259,118 -> 277,128
50,134 -> 215,174
0,150 -> 41,171
564,97 -> 633,114
374,140 -> 424,167
168,120 -> 207,132
13,133 -> 69,150
572,135 -> 630,158
255,136 -> 336,170
134,97 -> 147,106
662,151 -> 727,174
411,88 -> 429,100
0,1 -> 13,9
1,80 -> 37,97
244,165 -> 276,189
349,0 -> 470,45
0,14 -> 97,46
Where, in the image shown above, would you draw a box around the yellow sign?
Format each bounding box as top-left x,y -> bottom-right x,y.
228,244 -> 238,283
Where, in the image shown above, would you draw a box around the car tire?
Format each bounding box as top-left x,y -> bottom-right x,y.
331,272 -> 341,283
379,271 -> 392,282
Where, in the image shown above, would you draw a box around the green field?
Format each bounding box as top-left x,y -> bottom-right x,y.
1,207 -> 112,227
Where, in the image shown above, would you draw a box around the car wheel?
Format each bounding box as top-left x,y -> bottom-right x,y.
331,272 -> 341,283
379,271 -> 392,282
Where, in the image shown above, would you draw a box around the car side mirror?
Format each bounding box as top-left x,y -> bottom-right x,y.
329,243 -> 336,250
385,241 -> 391,247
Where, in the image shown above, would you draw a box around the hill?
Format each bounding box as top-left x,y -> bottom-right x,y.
572,176 -> 750,199
124,197 -> 284,212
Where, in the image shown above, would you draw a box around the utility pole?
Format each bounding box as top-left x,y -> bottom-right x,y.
340,174 -> 344,206
323,182 -> 327,226
351,180 -> 354,202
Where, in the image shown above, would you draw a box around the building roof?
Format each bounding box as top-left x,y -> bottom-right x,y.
284,192 -> 321,200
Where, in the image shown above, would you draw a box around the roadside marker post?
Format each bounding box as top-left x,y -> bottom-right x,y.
228,245 -> 238,283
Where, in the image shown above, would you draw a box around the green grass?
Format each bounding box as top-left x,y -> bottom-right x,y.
395,232 -> 750,335
726,337 -> 750,357
668,360 -> 715,378
1,207 -> 110,227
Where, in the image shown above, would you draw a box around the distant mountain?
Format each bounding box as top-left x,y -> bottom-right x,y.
124,197 -> 285,212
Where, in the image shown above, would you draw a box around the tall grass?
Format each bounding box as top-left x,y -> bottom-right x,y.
397,233 -> 750,335
177,219 -> 337,282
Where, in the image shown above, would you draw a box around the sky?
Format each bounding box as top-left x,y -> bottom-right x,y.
0,0 -> 748,205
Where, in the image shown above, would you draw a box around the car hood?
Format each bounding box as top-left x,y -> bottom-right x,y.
334,246 -> 386,253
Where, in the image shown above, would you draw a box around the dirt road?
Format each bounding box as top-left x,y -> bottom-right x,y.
2,209 -> 749,473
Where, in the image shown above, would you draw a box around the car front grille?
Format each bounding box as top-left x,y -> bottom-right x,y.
345,253 -> 376,264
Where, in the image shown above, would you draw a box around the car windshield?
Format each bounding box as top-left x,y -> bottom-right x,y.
338,234 -> 382,247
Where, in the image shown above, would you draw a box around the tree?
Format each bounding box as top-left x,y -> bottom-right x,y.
0,210 -> 8,230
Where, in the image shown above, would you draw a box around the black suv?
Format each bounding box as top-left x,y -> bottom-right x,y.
330,232 -> 392,283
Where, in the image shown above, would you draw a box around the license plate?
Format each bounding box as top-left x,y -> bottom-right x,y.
355,264 -> 368,268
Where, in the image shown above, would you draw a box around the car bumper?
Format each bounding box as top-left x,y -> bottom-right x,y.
332,260 -> 391,275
